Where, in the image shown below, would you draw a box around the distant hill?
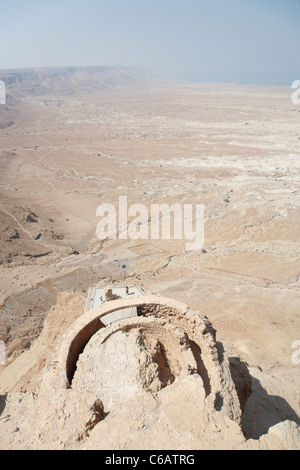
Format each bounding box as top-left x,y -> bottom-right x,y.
0,65 -> 157,98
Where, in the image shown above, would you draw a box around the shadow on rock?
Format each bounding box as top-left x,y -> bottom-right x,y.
0,394 -> 7,416
241,376 -> 300,440
228,356 -> 300,440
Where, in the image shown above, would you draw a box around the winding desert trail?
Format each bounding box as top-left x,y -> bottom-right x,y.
0,67 -> 299,449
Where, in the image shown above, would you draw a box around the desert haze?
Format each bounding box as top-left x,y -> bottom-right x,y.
0,66 -> 299,450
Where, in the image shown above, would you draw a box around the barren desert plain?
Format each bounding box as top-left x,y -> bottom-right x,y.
0,66 -> 299,450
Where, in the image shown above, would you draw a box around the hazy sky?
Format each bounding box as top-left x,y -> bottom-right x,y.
1,0 -> 300,85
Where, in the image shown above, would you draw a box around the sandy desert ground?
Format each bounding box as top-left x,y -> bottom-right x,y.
0,67 -> 299,449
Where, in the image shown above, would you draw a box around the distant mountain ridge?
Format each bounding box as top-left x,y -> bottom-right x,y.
0,65 -> 156,97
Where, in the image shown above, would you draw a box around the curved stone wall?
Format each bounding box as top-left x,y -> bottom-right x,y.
46,295 -> 241,424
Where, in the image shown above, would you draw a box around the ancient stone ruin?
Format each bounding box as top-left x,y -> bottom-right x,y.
1,288 -> 299,449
